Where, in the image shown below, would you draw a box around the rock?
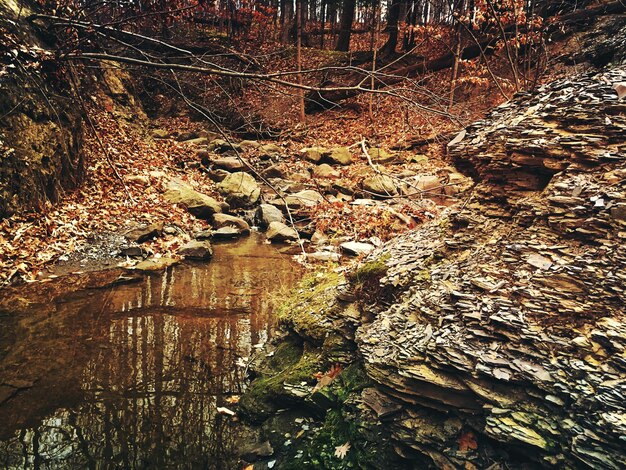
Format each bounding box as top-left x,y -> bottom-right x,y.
312,164 -> 340,178
362,388 -> 403,419
163,179 -> 225,219
307,251 -> 341,262
124,174 -> 150,185
266,221 -> 298,242
182,137 -> 209,146
212,226 -> 243,239
212,213 -> 250,233
133,257 -> 179,272
350,66 -> 626,469
340,241 -> 375,256
288,171 -> 311,182
416,175 -> 441,193
119,245 -> 145,258
208,138 -> 240,153
362,175 -> 398,197
123,222 -> 163,243
283,189 -> 325,209
218,172 -> 260,207
208,169 -> 230,182
149,170 -> 168,181
311,230 -> 328,245
443,170 -> 473,195
178,240 -> 213,260
255,204 -> 285,228
239,140 -> 260,150
368,148 -> 397,164
327,147 -> 353,165
194,229 -> 213,240
333,181 -> 356,195
212,157 -> 246,172
301,147 -> 326,163
240,441 -> 274,462
151,128 -> 170,139
407,154 -> 429,164
177,130 -> 218,142
259,143 -> 282,157
262,165 -> 287,179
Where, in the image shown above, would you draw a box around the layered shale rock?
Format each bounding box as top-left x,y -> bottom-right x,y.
355,66 -> 626,468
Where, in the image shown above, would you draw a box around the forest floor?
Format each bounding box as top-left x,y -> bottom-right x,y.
0,25 -> 596,285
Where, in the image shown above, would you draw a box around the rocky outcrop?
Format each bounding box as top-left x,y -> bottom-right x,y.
0,1 -> 84,217
352,66 -> 626,468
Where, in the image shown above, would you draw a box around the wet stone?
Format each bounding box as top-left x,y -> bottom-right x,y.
178,241 -> 213,260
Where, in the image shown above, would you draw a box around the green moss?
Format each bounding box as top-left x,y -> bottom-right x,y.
350,254 -> 390,284
275,269 -> 343,343
239,340 -> 324,423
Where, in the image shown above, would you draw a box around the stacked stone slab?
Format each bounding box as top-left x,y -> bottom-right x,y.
354,66 -> 626,469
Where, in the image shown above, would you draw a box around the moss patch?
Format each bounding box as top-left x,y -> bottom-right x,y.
349,254 -> 390,284
275,269 -> 344,344
239,339 -> 323,423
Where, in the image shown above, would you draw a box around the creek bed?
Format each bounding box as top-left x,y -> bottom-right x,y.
0,234 -> 301,469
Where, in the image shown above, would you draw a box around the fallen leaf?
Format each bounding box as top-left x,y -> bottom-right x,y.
334,442 -> 350,459
458,431 -> 478,452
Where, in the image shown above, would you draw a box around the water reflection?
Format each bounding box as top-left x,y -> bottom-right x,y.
0,235 -> 299,469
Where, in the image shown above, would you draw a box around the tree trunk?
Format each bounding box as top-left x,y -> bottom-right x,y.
320,0 -> 326,48
382,0 -> 401,55
336,0 -> 356,51
281,0 -> 294,43
297,0 -> 305,122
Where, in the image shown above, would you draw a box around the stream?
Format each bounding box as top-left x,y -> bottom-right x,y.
0,234 -> 301,469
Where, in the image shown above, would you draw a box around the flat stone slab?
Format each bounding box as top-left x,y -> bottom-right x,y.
340,241 -> 375,256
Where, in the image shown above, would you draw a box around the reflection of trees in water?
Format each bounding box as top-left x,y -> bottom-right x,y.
0,241 -> 299,469
0,313 -> 251,469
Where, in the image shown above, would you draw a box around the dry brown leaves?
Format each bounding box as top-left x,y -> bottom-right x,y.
0,105 -> 214,285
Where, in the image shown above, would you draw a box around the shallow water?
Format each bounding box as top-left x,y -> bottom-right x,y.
0,234 -> 300,469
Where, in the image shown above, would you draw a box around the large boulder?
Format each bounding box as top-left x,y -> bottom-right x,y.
217,172 -> 260,207
212,213 -> 250,234
163,179 -> 225,219
255,204 -> 285,228
362,174 -> 397,197
354,66 -> 626,469
178,240 -> 213,260
266,221 -> 299,242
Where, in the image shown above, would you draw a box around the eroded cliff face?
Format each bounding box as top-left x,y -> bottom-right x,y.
0,0 -> 86,218
356,66 -> 626,468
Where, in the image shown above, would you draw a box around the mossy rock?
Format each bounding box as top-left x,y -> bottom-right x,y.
349,254 -> 390,284
275,269 -> 344,344
239,339 -> 324,423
